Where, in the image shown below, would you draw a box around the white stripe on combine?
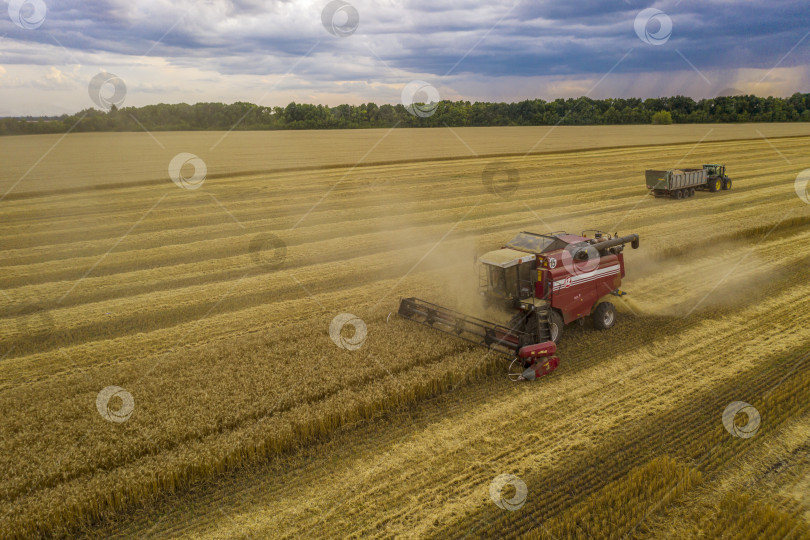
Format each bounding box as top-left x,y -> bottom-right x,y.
553,273 -> 619,290
552,265 -> 621,290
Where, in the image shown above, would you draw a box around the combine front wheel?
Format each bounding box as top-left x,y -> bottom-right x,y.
549,310 -> 564,343
592,302 -> 616,330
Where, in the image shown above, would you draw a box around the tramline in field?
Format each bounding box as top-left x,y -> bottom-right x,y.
398,230 -> 640,381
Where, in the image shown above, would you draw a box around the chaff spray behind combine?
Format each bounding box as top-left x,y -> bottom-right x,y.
398,230 -> 640,381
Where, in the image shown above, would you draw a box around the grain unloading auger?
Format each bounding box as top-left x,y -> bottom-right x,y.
398,230 -> 640,381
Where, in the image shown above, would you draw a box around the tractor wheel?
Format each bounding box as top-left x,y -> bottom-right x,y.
592,302 -> 616,330
689,187 -> 696,197
708,178 -> 721,192
675,189 -> 684,200
549,310 -> 564,344
722,178 -> 732,190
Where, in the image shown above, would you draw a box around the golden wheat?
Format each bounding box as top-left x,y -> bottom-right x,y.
1,129 -> 809,537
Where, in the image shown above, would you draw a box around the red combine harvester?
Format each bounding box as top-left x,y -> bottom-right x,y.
398,230 -> 640,381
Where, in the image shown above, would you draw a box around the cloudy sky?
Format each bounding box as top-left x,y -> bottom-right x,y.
0,0 -> 808,116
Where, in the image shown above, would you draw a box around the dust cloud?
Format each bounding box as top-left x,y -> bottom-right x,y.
619,240 -> 789,318
355,167 -> 508,322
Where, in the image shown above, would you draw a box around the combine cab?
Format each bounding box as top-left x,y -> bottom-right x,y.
398,230 -> 639,381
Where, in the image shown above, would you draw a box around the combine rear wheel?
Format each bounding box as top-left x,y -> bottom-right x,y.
549,310 -> 564,343
592,302 -> 616,330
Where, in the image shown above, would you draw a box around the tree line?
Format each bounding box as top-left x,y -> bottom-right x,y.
2,93 -> 809,136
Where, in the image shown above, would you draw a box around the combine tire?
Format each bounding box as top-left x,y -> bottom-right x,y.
722,178 -> 732,190
592,302 -> 616,330
708,178 -> 722,192
549,310 -> 564,343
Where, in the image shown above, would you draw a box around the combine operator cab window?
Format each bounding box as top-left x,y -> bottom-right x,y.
487,265 -> 506,293
506,232 -> 568,254
486,262 -> 535,300
517,262 -> 535,299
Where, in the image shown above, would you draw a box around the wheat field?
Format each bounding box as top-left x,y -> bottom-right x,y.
1,125 -> 810,538
4,123 -> 810,197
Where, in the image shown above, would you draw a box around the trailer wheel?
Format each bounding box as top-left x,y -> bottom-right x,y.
674,189 -> 684,200
722,178 -> 732,190
592,302 -> 616,330
689,188 -> 696,197
549,310 -> 564,344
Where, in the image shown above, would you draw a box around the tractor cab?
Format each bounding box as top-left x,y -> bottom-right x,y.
703,164 -> 726,177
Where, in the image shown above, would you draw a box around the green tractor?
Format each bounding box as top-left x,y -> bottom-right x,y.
704,164 -> 732,192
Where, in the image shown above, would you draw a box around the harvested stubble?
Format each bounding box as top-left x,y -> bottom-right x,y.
1,130 -> 810,538
3,124 -> 810,196
639,390 -> 810,539
441,278 -> 810,539
522,457 -> 703,540
93,271 -> 810,539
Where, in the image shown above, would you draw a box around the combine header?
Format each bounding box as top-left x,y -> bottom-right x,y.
399,230 -> 640,381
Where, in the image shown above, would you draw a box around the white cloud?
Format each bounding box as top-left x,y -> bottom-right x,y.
0,0 -> 807,115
